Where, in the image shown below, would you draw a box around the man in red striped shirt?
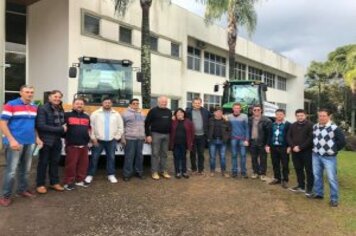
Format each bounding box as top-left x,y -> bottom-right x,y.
0,85 -> 42,207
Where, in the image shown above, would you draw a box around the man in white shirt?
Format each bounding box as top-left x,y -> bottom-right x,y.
85,97 -> 124,184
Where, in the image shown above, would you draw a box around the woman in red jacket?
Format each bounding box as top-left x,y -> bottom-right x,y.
169,108 -> 195,179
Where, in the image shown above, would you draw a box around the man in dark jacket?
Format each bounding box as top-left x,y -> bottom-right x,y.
310,109 -> 346,207
287,109 -> 314,196
248,104 -> 272,181
185,97 -> 211,174
63,98 -> 91,190
266,109 -> 291,188
36,90 -> 67,194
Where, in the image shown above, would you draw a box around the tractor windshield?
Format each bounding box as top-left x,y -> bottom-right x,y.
78,61 -> 133,106
228,84 -> 259,105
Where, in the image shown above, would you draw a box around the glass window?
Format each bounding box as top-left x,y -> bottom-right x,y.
277,76 -> 287,91
84,14 -> 100,35
234,62 -> 246,80
265,72 -> 275,88
6,12 -> 26,44
203,94 -> 221,112
150,36 -> 158,51
171,42 -> 180,57
170,99 -> 179,111
204,52 -> 226,77
5,53 -> 26,91
187,46 -> 201,71
150,97 -> 158,108
277,103 -> 287,112
6,2 -> 26,13
248,66 -> 263,81
186,92 -> 200,108
119,26 -> 132,44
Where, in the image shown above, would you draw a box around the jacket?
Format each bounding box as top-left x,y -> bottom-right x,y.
121,107 -> 145,140
90,107 -> 124,141
186,107 -> 211,136
267,121 -> 291,147
248,116 -> 272,146
169,119 -> 195,151
208,117 -> 232,143
65,110 -> 91,146
36,102 -> 65,146
287,120 -> 314,152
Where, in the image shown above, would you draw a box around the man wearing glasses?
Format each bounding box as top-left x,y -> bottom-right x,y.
121,98 -> 146,181
248,104 -> 272,181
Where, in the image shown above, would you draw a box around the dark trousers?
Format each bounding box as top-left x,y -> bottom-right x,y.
271,146 -> 290,182
123,139 -> 144,177
64,146 -> 89,184
173,144 -> 187,174
190,135 -> 205,172
250,142 -> 267,175
292,150 -> 313,191
36,140 -> 62,186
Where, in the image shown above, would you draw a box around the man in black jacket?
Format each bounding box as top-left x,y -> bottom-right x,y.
287,109 -> 314,196
36,90 -> 67,194
185,97 -> 211,174
145,96 -> 172,180
63,98 -> 91,190
248,104 -> 271,181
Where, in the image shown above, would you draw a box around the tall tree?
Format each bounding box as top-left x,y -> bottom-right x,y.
200,0 -> 257,81
114,0 -> 152,109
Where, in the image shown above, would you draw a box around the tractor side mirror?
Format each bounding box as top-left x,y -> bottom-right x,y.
214,84 -> 219,92
136,72 -> 143,82
69,67 -> 77,78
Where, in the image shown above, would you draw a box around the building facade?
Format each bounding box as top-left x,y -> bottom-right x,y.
2,0 -> 305,121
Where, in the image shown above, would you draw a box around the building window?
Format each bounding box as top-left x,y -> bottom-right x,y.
84,14 -> 100,35
265,72 -> 275,88
248,66 -> 263,81
234,62 -> 246,80
277,103 -> 287,112
171,99 -> 179,111
150,36 -> 158,51
277,76 -> 287,91
186,92 -> 201,108
119,26 -> 132,44
171,42 -> 180,58
204,94 -> 221,112
187,46 -> 201,71
204,52 -> 226,77
150,96 -> 158,108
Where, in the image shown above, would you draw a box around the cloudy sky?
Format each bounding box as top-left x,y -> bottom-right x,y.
171,0 -> 356,68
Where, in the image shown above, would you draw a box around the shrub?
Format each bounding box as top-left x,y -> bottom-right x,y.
345,135 -> 356,151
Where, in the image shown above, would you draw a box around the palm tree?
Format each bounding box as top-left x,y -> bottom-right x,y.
114,0 -> 152,109
200,0 -> 257,81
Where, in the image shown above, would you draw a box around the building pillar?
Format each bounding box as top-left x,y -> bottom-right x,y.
0,0 -> 5,150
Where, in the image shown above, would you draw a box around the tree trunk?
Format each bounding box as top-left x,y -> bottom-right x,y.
140,0 -> 152,109
351,80 -> 356,135
227,8 -> 237,81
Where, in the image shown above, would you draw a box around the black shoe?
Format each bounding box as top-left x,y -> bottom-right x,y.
289,186 -> 305,193
242,174 -> 248,179
305,191 -> 313,197
135,173 -> 145,180
123,177 -> 130,182
281,181 -> 288,189
64,183 -> 75,191
182,173 -> 189,179
231,173 -> 238,178
175,173 -> 182,179
269,179 -> 281,185
330,201 -> 338,207
307,193 -> 324,199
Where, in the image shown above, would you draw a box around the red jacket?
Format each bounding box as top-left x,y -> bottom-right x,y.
169,119 -> 195,151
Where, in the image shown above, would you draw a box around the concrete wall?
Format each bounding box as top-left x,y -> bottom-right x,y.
28,0 -> 69,102
0,1 -> 5,106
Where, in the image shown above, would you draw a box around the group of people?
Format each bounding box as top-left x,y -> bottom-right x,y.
0,85 -> 346,208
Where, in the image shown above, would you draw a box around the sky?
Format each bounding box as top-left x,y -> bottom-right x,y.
171,0 -> 356,68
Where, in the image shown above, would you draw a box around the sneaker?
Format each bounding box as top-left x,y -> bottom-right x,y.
231,173 -> 238,178
281,181 -> 288,189
182,173 -> 189,179
64,183 -> 75,191
152,172 -> 160,180
0,197 -> 11,207
85,175 -> 93,184
242,174 -> 248,179
18,190 -> 36,198
330,201 -> 338,207
210,172 -> 215,177
161,171 -> 171,179
175,173 -> 182,179
305,191 -> 313,198
251,173 -> 258,179
269,179 -> 281,185
222,172 -> 230,178
108,175 -> 118,183
50,184 -> 64,191
197,171 -> 205,176
123,177 -> 130,182
36,186 -> 47,194
260,175 -> 267,182
289,186 -> 305,193
307,193 -> 324,199
75,181 -> 89,188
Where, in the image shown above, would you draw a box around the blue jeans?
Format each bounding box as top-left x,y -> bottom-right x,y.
2,144 -> 33,198
312,153 -> 339,202
173,144 -> 187,174
123,139 -> 144,177
209,138 -> 227,172
88,140 -> 117,176
231,139 -> 247,175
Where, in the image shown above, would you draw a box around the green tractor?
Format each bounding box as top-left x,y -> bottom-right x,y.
214,80 -> 278,118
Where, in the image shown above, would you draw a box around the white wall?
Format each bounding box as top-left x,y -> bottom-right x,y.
28,0 -> 69,102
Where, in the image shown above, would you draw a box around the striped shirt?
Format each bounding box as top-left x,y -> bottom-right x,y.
0,97 -> 37,144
